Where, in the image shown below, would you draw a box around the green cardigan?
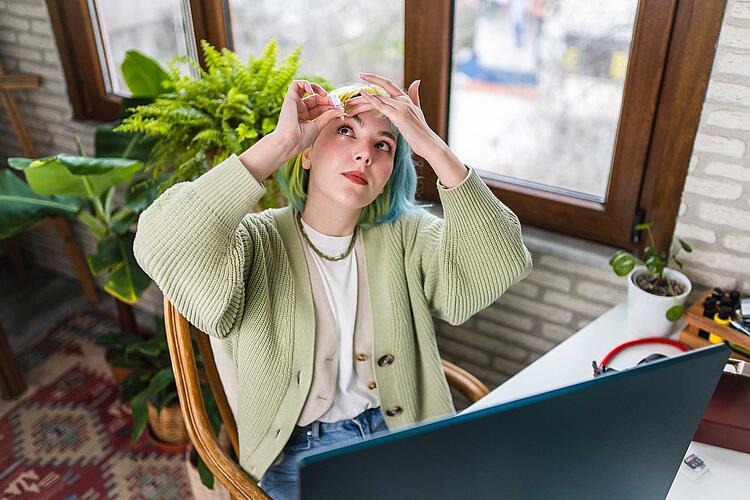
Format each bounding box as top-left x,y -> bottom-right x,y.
133,154 -> 533,481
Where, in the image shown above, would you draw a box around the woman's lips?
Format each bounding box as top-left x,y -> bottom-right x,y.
342,173 -> 368,185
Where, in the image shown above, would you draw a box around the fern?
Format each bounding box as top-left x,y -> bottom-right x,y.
115,38 -> 331,209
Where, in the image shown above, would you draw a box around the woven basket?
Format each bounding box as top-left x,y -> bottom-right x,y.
148,402 -> 189,444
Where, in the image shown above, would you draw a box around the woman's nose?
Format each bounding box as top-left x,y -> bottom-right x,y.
354,148 -> 372,165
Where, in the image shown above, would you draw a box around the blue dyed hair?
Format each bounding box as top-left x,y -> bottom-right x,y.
275,82 -> 432,230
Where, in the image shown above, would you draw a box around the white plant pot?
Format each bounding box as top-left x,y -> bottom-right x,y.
626,265 -> 692,338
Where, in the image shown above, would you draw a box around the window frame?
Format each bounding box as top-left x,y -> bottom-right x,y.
404,0 -> 726,253
46,0 -> 229,121
48,0 -> 725,253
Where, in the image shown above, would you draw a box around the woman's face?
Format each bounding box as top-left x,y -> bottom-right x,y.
301,109 -> 398,210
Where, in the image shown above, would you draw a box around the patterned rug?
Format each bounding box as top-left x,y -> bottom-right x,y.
0,307 -> 194,499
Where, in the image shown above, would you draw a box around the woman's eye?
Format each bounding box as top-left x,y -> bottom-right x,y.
338,125 -> 393,153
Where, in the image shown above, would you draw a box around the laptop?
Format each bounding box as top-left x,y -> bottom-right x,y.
298,344 -> 730,500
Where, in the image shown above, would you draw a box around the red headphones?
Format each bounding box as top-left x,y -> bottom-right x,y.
592,337 -> 690,377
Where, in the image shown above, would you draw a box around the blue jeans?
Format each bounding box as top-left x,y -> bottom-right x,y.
259,406 -> 389,500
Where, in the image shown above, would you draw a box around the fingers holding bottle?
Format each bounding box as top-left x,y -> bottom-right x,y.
276,79 -> 344,158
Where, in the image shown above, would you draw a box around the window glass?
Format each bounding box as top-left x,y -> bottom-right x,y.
228,0 -> 404,88
450,0 -> 639,201
89,0 -> 199,97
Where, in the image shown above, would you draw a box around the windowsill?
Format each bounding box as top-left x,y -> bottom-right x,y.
424,204 -> 620,266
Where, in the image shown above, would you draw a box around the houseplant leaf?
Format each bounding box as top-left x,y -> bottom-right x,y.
0,169 -> 81,239
87,234 -> 122,275
666,304 -> 684,321
121,50 -> 171,98
95,123 -> 158,163
113,38 -> 326,208
130,366 -> 175,446
23,155 -> 141,198
677,238 -> 693,252
77,210 -> 107,239
103,232 -> 152,304
609,251 -> 635,277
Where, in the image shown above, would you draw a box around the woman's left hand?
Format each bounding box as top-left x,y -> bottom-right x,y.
343,73 -> 447,161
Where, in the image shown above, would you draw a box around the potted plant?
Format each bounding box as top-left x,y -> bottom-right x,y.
5,141 -> 152,329
124,319 -> 227,492
1,48 -> 168,338
114,38 -> 332,210
124,320 -> 188,449
610,221 -> 694,337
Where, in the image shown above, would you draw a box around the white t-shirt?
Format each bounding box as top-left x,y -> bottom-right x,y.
299,216 -> 381,422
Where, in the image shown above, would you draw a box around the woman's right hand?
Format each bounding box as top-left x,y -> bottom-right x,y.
274,80 -> 345,160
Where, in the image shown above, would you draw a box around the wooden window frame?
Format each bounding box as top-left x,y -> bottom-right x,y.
405,0 -> 726,253
46,0 -> 229,122
48,0 -> 724,253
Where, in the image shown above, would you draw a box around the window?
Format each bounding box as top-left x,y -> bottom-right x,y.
49,0 -> 725,250
88,0 -> 199,97
450,0 -> 639,202
46,0 -> 227,120
227,0 -> 404,88
407,0 -> 726,251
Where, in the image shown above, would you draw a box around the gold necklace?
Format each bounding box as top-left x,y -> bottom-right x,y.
296,211 -> 357,262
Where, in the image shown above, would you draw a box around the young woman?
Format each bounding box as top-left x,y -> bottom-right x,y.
133,73 -> 533,499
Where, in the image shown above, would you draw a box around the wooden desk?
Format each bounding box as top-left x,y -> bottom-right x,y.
460,302 -> 750,499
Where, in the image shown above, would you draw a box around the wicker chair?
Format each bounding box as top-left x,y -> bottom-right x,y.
163,296 -> 490,499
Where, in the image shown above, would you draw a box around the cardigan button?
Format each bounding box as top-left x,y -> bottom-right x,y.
356,352 -> 368,362
377,354 -> 395,367
385,405 -> 402,417
367,381 -> 377,390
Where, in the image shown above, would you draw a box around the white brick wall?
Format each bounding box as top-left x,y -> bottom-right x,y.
2,0 -> 750,396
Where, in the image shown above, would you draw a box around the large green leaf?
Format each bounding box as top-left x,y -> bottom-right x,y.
0,169 -> 81,239
129,367 -> 175,446
121,50 -> 170,98
53,154 -> 141,176
123,176 -> 161,213
87,234 -> 122,275
23,155 -> 141,197
7,157 -> 36,170
110,210 -> 139,235
102,232 -> 152,304
77,210 -> 107,239
119,370 -> 151,403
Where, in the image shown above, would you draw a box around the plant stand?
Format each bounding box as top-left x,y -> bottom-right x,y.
1,63 -> 98,303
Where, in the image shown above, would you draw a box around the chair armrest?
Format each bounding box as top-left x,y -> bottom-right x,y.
164,297 -> 271,499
